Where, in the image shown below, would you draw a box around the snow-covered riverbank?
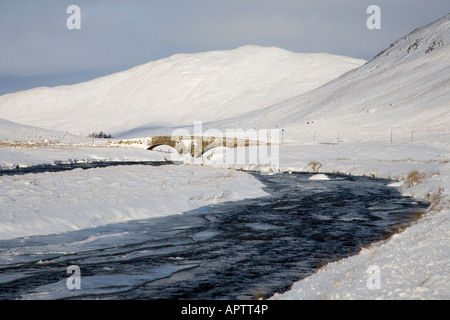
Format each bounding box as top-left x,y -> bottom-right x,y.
268,140 -> 449,300
0,146 -> 268,240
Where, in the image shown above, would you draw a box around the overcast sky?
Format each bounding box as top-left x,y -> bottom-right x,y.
0,0 -> 448,95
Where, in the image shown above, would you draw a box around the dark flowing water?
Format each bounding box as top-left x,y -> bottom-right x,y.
0,170 -> 428,300
0,160 -> 175,176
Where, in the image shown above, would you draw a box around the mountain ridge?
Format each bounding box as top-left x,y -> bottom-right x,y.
0,46 -> 365,137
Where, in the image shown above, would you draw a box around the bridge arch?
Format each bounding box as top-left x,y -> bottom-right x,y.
148,144 -> 179,154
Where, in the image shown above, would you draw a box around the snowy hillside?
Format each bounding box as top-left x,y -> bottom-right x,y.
0,118 -> 87,144
217,14 -> 450,141
0,46 -> 365,137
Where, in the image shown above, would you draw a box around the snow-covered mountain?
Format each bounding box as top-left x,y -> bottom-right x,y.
0,46 -> 365,137
221,14 -> 450,142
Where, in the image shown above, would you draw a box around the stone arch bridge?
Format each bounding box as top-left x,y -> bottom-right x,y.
147,135 -> 269,158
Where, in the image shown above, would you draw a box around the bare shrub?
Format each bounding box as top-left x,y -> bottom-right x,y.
88,131 -> 112,139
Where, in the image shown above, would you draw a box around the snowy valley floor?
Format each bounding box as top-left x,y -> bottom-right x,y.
0,138 -> 449,299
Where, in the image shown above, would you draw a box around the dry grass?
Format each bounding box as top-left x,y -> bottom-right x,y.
405,170 -> 426,187
308,161 -> 322,173
0,141 -> 51,148
425,187 -> 445,212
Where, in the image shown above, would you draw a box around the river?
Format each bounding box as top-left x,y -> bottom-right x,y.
0,166 -> 428,300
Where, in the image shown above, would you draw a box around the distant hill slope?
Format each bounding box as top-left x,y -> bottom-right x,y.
220,14 -> 450,141
0,118 -> 85,144
0,46 -> 364,137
